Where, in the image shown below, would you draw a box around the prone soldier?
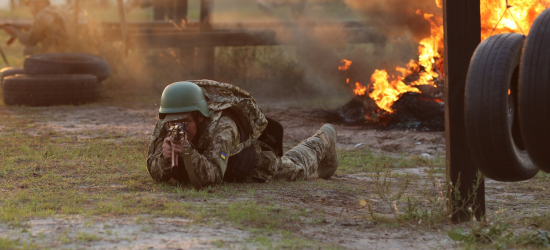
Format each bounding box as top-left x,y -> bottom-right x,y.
147,80 -> 338,188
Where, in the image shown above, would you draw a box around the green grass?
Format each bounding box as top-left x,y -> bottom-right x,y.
0,112 -> 338,248
0,237 -> 36,250
337,148 -> 445,174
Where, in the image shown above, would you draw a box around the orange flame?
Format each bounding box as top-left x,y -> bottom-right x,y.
353,82 -> 367,96
366,9 -> 443,113
370,69 -> 421,112
339,59 -> 353,71
340,0 -> 547,114
481,0 -> 548,40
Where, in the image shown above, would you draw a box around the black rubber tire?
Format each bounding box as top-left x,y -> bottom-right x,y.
464,33 -> 538,182
2,74 -> 101,106
1,67 -> 25,87
24,53 -> 110,81
519,9 -> 550,172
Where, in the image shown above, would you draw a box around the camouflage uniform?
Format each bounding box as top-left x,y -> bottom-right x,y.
147,80 -> 328,185
13,6 -> 66,55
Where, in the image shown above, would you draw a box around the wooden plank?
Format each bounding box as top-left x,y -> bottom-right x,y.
127,31 -> 278,48
443,0 -> 485,223
100,20 -> 372,29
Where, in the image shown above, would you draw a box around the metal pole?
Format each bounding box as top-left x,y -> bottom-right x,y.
116,0 -> 129,55
443,0 -> 486,223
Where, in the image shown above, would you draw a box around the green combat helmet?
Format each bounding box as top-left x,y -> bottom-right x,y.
159,81 -> 211,118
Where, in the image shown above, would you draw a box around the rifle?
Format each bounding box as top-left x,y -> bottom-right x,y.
167,122 -> 188,168
167,121 -> 202,190
0,22 -> 32,45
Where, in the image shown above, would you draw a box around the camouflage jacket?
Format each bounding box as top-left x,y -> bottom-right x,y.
13,6 -> 66,53
146,80 -> 277,185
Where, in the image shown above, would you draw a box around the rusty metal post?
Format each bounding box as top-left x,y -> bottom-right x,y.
198,0 -> 215,79
443,0 -> 486,223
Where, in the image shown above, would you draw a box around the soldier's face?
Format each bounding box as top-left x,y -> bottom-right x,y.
168,113 -> 204,141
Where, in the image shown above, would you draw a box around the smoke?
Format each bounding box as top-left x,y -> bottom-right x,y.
71,0 -> 445,103
344,0 -> 440,42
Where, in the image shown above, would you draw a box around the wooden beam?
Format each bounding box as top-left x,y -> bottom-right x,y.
152,0 -> 166,21
198,0 -> 214,79
173,0 -> 195,74
116,0 -> 128,55
127,31 -> 278,48
74,0 -> 80,31
443,0 -> 485,223
103,28 -> 385,48
175,0 -> 188,24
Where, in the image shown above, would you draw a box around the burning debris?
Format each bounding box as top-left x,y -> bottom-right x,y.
330,9 -> 444,131
330,69 -> 444,131
327,0 -> 547,131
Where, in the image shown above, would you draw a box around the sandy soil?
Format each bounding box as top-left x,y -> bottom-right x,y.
2,104 -> 445,156
1,103 -> 548,250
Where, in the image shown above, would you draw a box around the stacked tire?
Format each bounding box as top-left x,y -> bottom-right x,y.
518,9 -> 550,173
1,53 -> 110,106
465,9 -> 550,181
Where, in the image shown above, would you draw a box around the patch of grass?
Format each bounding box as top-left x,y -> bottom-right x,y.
0,114 -> 330,248
0,237 -> 20,250
448,222 -> 550,249
524,213 -> 550,231
76,232 -> 101,243
337,148 -> 445,175
0,237 -> 36,250
249,234 -> 338,250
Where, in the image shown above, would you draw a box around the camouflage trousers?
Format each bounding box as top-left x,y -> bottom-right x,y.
253,131 -> 327,181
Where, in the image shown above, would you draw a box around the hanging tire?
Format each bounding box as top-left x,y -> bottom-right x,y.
1,67 -> 25,87
24,53 -> 110,81
2,74 -> 101,106
464,33 -> 538,182
519,9 -> 550,172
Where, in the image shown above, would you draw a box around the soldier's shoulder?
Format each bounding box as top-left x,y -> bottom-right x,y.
218,115 -> 238,128
35,6 -> 63,23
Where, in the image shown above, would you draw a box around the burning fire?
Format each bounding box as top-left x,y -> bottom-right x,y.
339,9 -> 443,113
353,82 -> 367,96
340,0 -> 547,114
481,0 -> 549,40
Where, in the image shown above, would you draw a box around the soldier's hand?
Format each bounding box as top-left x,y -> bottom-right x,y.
162,137 -> 185,159
2,26 -> 15,35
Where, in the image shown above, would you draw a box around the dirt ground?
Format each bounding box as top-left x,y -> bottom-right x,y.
1,100 -> 549,250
